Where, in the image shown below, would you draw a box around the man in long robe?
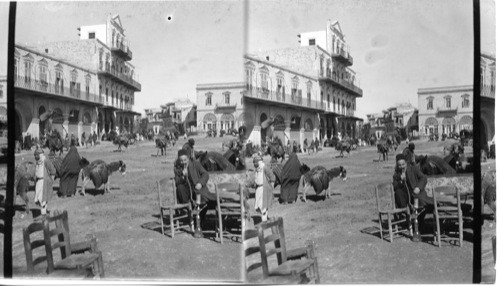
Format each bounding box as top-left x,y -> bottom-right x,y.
59,139 -> 81,197
34,148 -> 56,220
251,154 -> 274,222
280,152 -> 302,204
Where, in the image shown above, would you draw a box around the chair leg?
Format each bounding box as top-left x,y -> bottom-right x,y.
378,213 -> 383,240
218,211 -> 224,244
169,210 -> 174,238
436,216 -> 441,248
459,213 -> 463,247
407,213 -> 413,237
97,251 -> 105,278
388,214 -> 393,243
189,208 -> 194,233
160,209 -> 165,236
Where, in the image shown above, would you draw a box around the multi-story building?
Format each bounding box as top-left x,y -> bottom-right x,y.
11,14 -> 141,142
417,85 -> 473,138
480,53 -> 495,151
144,108 -> 164,135
161,99 -> 197,134
244,20 -> 363,146
196,82 -> 245,133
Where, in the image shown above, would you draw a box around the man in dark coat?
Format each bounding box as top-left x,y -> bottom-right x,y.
59,139 -> 81,197
393,153 -> 433,234
177,149 -> 216,228
182,138 -> 195,160
280,152 -> 302,204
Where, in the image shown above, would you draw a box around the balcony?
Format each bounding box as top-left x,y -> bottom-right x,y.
332,48 -> 353,66
243,87 -> 323,111
436,107 -> 458,117
97,65 -> 141,91
14,75 -> 103,105
111,43 -> 132,61
215,103 -> 237,111
318,72 -> 363,97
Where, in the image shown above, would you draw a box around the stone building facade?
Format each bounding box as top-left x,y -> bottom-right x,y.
196,82 -> 245,133
417,85 -> 473,138
11,14 -> 141,143
480,53 -> 495,151
244,20 -> 363,146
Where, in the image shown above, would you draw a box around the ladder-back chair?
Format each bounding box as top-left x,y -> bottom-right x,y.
432,185 -> 463,247
157,178 -> 193,238
375,182 -> 413,242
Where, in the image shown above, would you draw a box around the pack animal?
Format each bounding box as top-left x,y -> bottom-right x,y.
195,151 -> 236,172
113,135 -> 130,151
415,155 -> 456,176
155,138 -> 167,156
300,165 -> 347,201
79,158 -> 127,195
45,130 -> 64,156
335,141 -> 352,157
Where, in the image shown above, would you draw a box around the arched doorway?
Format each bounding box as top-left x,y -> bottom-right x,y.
290,115 -> 301,131
260,113 -> 268,143
119,117 -> 124,132
124,117 -> 130,133
424,117 -> 438,136
202,113 -> 217,131
39,106 -> 46,137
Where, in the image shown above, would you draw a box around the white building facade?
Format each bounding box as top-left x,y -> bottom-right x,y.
196,82 -> 245,133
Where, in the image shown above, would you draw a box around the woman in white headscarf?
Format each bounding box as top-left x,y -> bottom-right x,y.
252,154 -> 274,222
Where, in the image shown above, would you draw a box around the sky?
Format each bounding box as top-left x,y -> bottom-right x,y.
247,0 -> 496,119
0,0 -> 496,119
1,1 -> 245,115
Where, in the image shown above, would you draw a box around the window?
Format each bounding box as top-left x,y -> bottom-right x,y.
55,69 -> 63,94
462,95 -> 470,108
246,68 -> 254,90
276,76 -> 284,100
224,92 -> 230,104
39,65 -> 47,84
85,75 -> 91,98
309,39 -> 315,46
307,82 -> 311,107
291,77 -> 299,103
260,72 -> 269,92
320,57 -> 324,76
106,87 -> 109,103
205,92 -> 212,106
24,60 -> 32,83
445,97 -> 451,108
427,97 -> 434,110
70,70 -> 78,96
88,32 -> 95,39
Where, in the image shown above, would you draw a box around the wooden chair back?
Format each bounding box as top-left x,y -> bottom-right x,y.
257,217 -> 287,278
375,182 -> 396,212
215,182 -> 245,243
243,228 -> 262,282
157,178 -> 182,206
23,222 -> 52,274
44,211 -> 72,262
432,185 -> 463,247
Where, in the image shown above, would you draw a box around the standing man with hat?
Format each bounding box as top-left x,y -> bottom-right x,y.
34,147 -> 56,220
392,153 -> 433,241
250,154 -> 274,222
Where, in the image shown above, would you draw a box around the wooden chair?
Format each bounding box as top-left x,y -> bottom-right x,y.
43,211 -> 105,278
257,217 -> 320,284
432,185 -> 463,247
215,182 -> 246,244
157,178 -> 193,238
243,228 -> 301,284
22,221 -> 91,278
50,210 -> 98,255
375,183 -> 412,242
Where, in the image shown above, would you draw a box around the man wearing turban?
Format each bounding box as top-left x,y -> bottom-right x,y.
33,147 -> 56,220
250,154 -> 274,222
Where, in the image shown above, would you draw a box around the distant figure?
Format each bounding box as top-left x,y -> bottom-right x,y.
81,132 -> 86,147
182,138 -> 195,160
93,131 -> 98,146
34,147 -> 56,220
303,138 -> 308,154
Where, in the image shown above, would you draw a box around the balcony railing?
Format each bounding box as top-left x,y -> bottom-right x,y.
244,87 -> 323,111
318,72 -> 363,97
332,48 -> 353,66
215,103 -> 237,110
14,75 -> 102,105
97,65 -> 141,91
111,42 -> 133,61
